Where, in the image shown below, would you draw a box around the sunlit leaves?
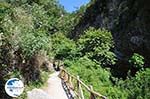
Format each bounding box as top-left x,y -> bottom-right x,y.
129,53 -> 144,69
78,27 -> 116,66
19,33 -> 50,58
51,33 -> 77,60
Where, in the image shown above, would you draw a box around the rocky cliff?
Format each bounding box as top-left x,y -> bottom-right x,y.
71,0 -> 150,70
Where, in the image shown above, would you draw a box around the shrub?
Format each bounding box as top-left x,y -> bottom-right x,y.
65,57 -> 129,98
51,33 -> 78,60
19,32 -> 51,58
65,56 -> 112,93
129,53 -> 144,69
118,68 -> 150,99
105,86 -> 128,99
78,27 -> 116,66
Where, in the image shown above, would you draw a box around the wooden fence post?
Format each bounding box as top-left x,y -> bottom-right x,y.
69,76 -> 74,90
89,85 -> 96,99
58,68 -> 62,78
58,68 -> 107,99
77,76 -> 85,99
64,71 -> 67,82
62,70 -> 64,79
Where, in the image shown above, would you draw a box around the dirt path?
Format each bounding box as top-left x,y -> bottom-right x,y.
27,72 -> 68,99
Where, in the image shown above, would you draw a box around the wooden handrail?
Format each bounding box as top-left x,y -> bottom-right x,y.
59,67 -> 107,99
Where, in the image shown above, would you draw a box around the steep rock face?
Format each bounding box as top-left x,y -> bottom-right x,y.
71,0 -> 150,67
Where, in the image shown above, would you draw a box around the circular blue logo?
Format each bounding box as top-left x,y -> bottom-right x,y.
5,78 -> 24,97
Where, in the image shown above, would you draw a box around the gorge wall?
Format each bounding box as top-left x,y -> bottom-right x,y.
71,0 -> 150,72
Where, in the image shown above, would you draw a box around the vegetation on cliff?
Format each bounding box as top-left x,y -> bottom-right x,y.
0,0 -> 149,99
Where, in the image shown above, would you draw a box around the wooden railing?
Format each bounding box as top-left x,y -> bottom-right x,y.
59,67 -> 107,99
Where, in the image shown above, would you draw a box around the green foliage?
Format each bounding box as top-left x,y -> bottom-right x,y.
56,6 -> 86,36
105,87 -> 128,99
65,57 -> 128,98
129,53 -> 144,69
0,0 -> 66,59
51,33 -> 78,60
0,6 -> 51,59
0,2 -> 10,21
0,1 -> 149,99
118,69 -> 150,99
66,57 -> 112,85
65,57 -> 150,99
19,33 -> 50,58
56,14 -> 76,35
78,27 -> 116,66
0,1 -> 65,98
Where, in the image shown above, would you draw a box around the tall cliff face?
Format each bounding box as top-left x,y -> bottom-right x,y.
71,0 -> 150,67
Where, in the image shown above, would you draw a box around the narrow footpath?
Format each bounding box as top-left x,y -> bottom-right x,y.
27,72 -> 68,99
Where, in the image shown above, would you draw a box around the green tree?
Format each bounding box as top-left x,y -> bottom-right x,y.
51,33 -> 77,60
78,27 -> 116,66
